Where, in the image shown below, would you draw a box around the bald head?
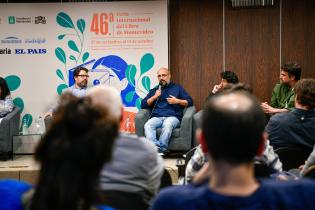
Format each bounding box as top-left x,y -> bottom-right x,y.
202,92 -> 266,165
213,92 -> 253,112
87,86 -> 123,120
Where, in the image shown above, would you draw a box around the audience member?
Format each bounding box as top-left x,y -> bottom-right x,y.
141,67 -> 193,153
87,86 -> 164,209
261,62 -> 301,114
0,93 -> 118,210
301,144 -> 315,175
186,84 -> 281,184
152,91 -> 315,210
44,66 -> 90,117
211,70 -> 239,94
266,78 -> 315,149
0,77 -> 14,120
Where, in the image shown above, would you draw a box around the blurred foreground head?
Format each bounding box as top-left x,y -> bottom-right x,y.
87,85 -> 123,121
202,91 -> 265,165
32,93 -> 119,210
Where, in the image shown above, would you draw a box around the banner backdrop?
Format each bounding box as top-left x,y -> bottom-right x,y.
0,1 -> 168,133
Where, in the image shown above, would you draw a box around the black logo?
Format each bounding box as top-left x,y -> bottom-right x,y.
35,16 -> 46,24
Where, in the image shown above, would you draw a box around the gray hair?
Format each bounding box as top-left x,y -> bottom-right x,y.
87,85 -> 123,120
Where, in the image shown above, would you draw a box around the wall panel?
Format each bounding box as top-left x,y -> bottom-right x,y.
282,0 -> 315,79
225,1 -> 280,102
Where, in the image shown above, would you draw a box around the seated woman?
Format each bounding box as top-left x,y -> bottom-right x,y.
0,93 -> 119,210
0,77 -> 14,121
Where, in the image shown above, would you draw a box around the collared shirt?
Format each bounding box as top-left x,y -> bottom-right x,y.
141,82 -> 193,121
266,108 -> 315,149
62,85 -> 88,97
270,83 -> 295,110
0,95 -> 14,117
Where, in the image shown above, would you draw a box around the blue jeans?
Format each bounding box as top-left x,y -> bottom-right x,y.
144,117 -> 180,152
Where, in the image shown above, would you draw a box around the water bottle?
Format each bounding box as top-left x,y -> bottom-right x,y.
36,116 -> 45,134
22,118 -> 28,135
39,116 -> 46,134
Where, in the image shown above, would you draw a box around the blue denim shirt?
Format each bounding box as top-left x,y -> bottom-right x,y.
141,82 -> 193,121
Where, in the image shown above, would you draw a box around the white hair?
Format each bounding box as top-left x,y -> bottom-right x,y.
87,85 -> 122,120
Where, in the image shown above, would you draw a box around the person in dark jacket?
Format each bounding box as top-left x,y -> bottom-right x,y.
141,67 -> 193,153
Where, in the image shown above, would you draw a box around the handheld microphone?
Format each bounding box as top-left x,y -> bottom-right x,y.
149,82 -> 163,119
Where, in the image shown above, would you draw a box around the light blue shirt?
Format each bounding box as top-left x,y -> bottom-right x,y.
62,85 -> 88,98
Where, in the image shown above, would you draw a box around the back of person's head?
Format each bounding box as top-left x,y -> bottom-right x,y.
220,71 -> 239,84
223,83 -> 253,93
87,85 -> 123,121
0,77 -> 10,100
294,78 -> 315,109
31,93 -> 119,210
281,62 -> 302,81
202,91 -> 265,165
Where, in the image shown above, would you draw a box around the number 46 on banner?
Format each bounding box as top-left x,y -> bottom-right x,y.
90,13 -> 114,35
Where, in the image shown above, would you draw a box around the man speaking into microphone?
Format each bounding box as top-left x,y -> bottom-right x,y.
141,67 -> 193,154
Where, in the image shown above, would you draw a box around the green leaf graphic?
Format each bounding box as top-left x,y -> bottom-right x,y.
56,69 -> 64,81
21,114 -> 33,127
13,97 -> 24,113
56,12 -> 74,29
57,84 -> 68,95
125,91 -> 135,103
140,53 -> 154,75
125,64 -> 137,86
77,19 -> 86,34
136,98 -> 142,110
5,75 -> 21,91
82,52 -> 89,63
55,47 -> 66,64
142,76 -> 151,92
68,40 -> 79,53
58,34 -> 66,40
69,55 -> 76,61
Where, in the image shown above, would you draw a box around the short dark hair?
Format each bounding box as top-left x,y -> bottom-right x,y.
0,77 -> 11,100
294,78 -> 315,109
202,92 -> 265,165
31,93 -> 118,210
223,83 -> 253,93
281,62 -> 302,81
220,71 -> 239,84
73,66 -> 88,79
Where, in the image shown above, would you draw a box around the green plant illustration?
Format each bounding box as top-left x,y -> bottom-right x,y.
5,75 -> 32,128
125,53 -> 155,109
55,12 -> 90,95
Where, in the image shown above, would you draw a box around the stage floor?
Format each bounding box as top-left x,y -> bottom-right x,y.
0,155 -> 181,185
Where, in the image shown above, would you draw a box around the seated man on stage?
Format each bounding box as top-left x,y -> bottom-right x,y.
141,67 -> 193,153
261,62 -> 301,115
44,66 -> 89,117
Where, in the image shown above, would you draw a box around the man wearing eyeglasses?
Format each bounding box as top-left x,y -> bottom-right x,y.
44,67 -> 89,117
63,66 -> 90,97
141,67 -> 193,154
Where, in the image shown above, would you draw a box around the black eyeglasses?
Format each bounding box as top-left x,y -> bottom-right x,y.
77,75 -> 89,78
